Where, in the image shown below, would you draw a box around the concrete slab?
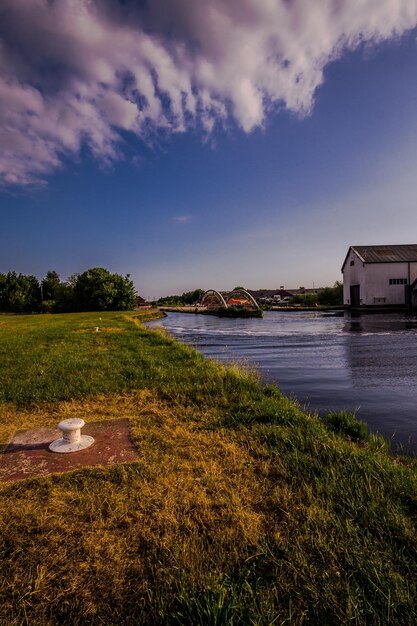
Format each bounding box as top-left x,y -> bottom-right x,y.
0,418 -> 140,483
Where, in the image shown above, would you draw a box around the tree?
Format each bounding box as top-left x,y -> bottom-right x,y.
0,274 -> 6,310
317,282 -> 343,306
111,273 -> 138,310
41,270 -> 61,301
0,272 -> 40,312
40,270 -> 62,312
53,281 -> 75,312
73,268 -> 136,311
181,289 -> 205,305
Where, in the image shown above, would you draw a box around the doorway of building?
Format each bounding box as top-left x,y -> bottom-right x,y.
412,289 -> 417,310
350,284 -> 360,307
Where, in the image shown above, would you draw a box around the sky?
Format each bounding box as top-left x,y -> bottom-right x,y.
2,1 -> 417,299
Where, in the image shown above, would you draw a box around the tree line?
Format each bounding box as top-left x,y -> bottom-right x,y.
156,289 -> 205,306
0,268 -> 137,313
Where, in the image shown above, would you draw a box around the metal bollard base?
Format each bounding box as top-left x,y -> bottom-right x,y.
49,418 -> 95,453
49,435 -> 95,453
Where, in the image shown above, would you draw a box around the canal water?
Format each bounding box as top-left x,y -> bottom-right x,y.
147,311 -> 417,453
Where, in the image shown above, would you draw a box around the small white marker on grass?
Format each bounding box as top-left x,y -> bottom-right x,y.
49,418 -> 94,453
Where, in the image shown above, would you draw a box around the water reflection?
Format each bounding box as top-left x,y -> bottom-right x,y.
344,313 -> 417,333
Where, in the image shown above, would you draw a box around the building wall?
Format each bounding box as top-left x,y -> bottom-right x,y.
410,262 -> 417,284
342,250 -> 417,306
362,263 -> 408,305
342,249 -> 366,305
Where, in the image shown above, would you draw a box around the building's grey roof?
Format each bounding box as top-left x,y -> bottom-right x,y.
351,245 -> 417,264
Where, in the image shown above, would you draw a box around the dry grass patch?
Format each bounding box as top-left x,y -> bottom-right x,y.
0,392 -> 276,624
1,391 -> 417,624
130,410 -> 267,550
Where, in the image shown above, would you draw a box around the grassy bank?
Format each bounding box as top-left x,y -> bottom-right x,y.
1,311 -> 417,625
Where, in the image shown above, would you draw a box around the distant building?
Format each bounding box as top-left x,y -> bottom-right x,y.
249,288 -> 293,304
341,244 -> 417,307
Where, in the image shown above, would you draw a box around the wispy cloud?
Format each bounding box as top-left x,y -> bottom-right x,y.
1,0 -> 417,186
173,215 -> 193,223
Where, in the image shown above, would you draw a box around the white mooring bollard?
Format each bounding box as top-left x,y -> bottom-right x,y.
49,418 -> 94,453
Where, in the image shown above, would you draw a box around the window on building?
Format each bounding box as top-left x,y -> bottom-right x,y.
373,297 -> 386,304
350,259 -> 355,266
389,278 -> 407,285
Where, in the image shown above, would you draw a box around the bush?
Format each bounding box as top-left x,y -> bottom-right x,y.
290,293 -> 318,306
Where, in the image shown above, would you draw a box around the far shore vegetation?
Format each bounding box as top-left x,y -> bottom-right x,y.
1,310 -> 417,624
156,288 -> 206,307
156,283 -> 343,308
1,272 -> 343,314
290,282 -> 343,307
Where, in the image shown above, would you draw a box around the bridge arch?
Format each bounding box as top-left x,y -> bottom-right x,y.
201,289 -> 228,309
225,288 -> 260,309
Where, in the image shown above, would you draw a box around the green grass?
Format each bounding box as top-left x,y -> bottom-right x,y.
1,311 -> 417,625
0,311 -> 174,404
327,409 -> 368,441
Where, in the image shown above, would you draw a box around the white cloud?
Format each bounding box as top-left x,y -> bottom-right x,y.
173,215 -> 193,223
1,0 -> 417,186
101,93 -> 138,131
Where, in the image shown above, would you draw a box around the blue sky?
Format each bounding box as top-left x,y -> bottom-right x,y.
1,1 -> 417,298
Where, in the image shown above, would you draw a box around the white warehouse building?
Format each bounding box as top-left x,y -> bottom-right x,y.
341,244 -> 417,308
